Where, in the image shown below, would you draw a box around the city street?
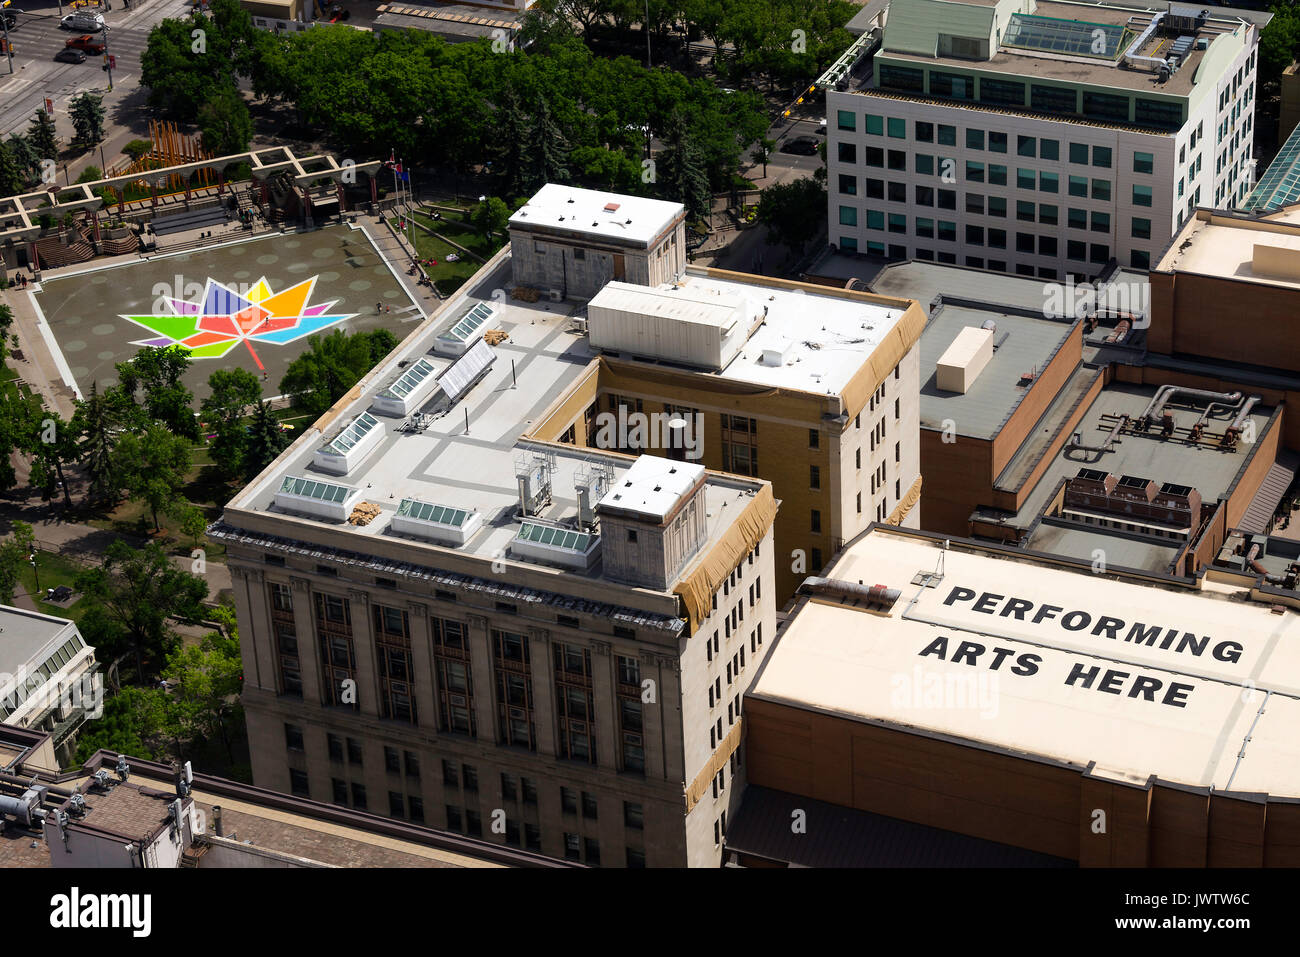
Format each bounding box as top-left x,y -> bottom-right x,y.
0,0 -> 189,149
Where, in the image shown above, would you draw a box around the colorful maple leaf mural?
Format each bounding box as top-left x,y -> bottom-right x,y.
120,276 -> 356,371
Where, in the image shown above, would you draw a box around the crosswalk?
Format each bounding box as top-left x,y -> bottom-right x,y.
0,0 -> 186,137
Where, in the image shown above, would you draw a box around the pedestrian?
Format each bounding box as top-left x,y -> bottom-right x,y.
377,300 -> 382,313
385,304 -> 390,314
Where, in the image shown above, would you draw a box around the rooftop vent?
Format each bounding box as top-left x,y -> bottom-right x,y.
604,202 -> 620,212
390,498 -> 483,546
935,326 -> 994,394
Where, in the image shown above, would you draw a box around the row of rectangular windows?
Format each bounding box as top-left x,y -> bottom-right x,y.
837,239 -> 1151,272
839,204 -> 1151,240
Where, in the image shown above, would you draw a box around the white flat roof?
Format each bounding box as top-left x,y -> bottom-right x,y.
1158,212 -> 1300,290
589,281 -> 742,328
751,528 -> 1300,796
600,456 -> 705,521
675,275 -> 908,395
509,184 -> 683,247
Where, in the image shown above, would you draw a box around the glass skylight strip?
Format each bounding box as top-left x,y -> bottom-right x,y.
1003,14 -> 1126,60
516,521 -> 592,553
325,412 -> 380,456
397,498 -> 470,527
280,475 -> 354,503
382,358 -> 436,399
445,302 -> 495,342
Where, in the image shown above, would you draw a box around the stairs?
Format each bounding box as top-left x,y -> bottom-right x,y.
99,233 -> 140,255
1238,451 -> 1299,534
179,843 -> 209,868
33,233 -> 94,268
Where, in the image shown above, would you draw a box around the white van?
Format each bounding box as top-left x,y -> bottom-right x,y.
61,11 -> 105,32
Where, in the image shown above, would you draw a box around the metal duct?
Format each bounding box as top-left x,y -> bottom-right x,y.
799,577 -> 900,608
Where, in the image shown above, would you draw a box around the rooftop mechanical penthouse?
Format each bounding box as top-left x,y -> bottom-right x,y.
825,0 -> 1261,277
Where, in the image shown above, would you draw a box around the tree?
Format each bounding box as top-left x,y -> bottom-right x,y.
751,137 -> 776,178
470,196 -> 511,241
141,0 -> 264,121
6,134 -> 39,187
72,686 -> 173,766
74,540 -> 209,684
112,425 -> 193,532
244,399 -> 288,479
657,112 -> 712,221
27,111 -> 57,165
123,139 -> 153,162
23,410 -> 77,508
163,630 -> 243,762
115,346 -> 198,439
490,86 -> 532,199
75,165 -> 103,185
73,382 -> 128,503
0,521 -> 35,605
523,97 -> 571,194
198,85 -> 254,156
757,177 -> 826,257
69,92 -> 107,148
1260,4 -> 1300,86
0,142 -> 22,198
201,368 -> 262,479
177,503 -> 209,547
364,329 -> 398,367
279,329 -> 375,417
0,372 -> 41,494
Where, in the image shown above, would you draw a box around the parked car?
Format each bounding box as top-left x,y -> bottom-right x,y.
60,12 -> 104,31
779,135 -> 820,155
65,34 -> 105,53
54,47 -> 88,63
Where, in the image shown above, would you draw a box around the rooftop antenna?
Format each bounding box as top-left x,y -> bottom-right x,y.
115,754 -> 130,783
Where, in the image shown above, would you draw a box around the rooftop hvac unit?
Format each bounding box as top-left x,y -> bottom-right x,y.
0,785 -> 47,828
575,462 -> 615,530
515,451 -> 556,517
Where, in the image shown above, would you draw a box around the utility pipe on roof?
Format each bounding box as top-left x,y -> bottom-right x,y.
0,771 -> 75,797
1141,385 -> 1243,424
1228,395 -> 1262,433
1124,12 -> 1173,72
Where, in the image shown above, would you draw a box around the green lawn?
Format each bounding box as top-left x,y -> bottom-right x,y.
20,550 -> 92,623
389,213 -> 505,293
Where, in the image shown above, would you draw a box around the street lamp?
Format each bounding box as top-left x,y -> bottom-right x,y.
644,0 -> 651,68
103,25 -> 113,93
29,551 -> 40,595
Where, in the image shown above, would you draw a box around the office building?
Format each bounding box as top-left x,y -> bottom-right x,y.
826,0 -> 1261,276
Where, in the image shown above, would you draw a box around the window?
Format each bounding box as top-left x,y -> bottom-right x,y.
937,190 -> 956,210
966,225 -> 984,246
1016,201 -> 1035,223
1131,217 -> 1151,240
966,128 -> 984,150
915,217 -> 934,239
1090,243 -> 1110,264
351,783 -> 367,810
1132,184 -> 1152,207
1033,85 -> 1078,114
1016,232 -> 1035,253
1039,236 -> 1057,257
864,146 -> 883,167
1130,250 -> 1151,269
838,174 -> 857,196
284,723 -> 304,752
887,117 -> 906,138
1133,151 -> 1153,174
554,643 -> 596,764
269,584 -> 301,698
289,769 -> 309,797
409,797 -> 424,823
1069,142 -> 1089,165
466,811 -> 482,837
989,165 -> 1007,186
811,509 -> 821,534
938,221 -> 956,242
988,196 -> 1007,218
1068,175 -> 1088,197
584,838 -> 601,866
493,630 -> 535,750
838,142 -> 856,163
721,415 -> 758,476
836,110 -> 855,131
384,746 -> 400,775
389,791 -> 405,818
1017,135 -> 1036,157
989,131 -> 1007,153
888,213 -> 906,234
980,79 -> 1024,106
502,773 -> 518,801
865,114 -> 883,135
838,206 -> 858,227
328,733 -> 343,763
1039,172 -> 1059,193
915,121 -> 934,142
887,150 -> 905,171
374,605 -> 415,724
561,787 -> 578,815
966,161 -> 985,183
810,465 -> 821,489
915,154 -> 933,176
938,124 -> 957,145
887,181 -> 906,203
346,737 -> 363,766
915,185 -> 934,206
1092,145 -> 1113,168
1090,211 -> 1110,233
332,779 -> 348,806
315,593 -> 356,710
1039,204 -> 1058,226
1068,240 -> 1086,261
966,194 -> 984,215
809,429 -> 819,449
865,178 -> 884,200
522,777 -> 538,805
1040,139 -> 1059,161
1091,179 -> 1111,202
582,791 -> 598,820
988,228 -> 1007,249
1068,207 -> 1087,230
624,802 -> 644,831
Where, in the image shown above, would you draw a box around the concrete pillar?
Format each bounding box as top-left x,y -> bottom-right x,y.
369,174 -> 377,205
291,577 -> 323,707
217,169 -> 225,195
589,639 -> 617,771
639,651 -> 666,781
149,177 -> 157,210
405,601 -> 437,732
347,588 -> 379,719
336,181 -> 346,214
466,614 -> 496,743
91,210 -> 101,244
527,627 -> 555,757
302,187 -> 313,229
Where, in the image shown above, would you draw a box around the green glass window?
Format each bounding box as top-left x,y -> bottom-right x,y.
1069,142 -> 1089,164
937,221 -> 957,242
840,237 -> 858,251
887,117 -> 906,138
1040,139 -> 1059,161
867,241 -> 885,255
837,110 -> 856,131
1084,92 -> 1128,124
1017,168 -> 1035,190
838,174 -> 857,196
1091,179 -> 1111,201
1039,171 -> 1059,193
866,210 -> 884,230
966,161 -> 985,182
865,114 -> 883,135
989,132 -> 1007,153
938,124 -> 957,145
1092,146 -> 1112,168
989,165 -> 1007,186
1017,135 -> 1036,157
988,196 -> 1007,218
1038,204 -> 1058,226
915,121 -> 934,142
1016,200 -> 1035,222
915,154 -> 934,175
839,206 -> 857,226
966,128 -> 984,150
1132,184 -> 1153,207
1068,175 -> 1088,197
888,213 -> 906,233
1068,208 -> 1086,229
915,217 -> 935,238
1090,211 -> 1110,233
1131,217 -> 1151,239
1131,250 -> 1151,269
1133,151 -> 1154,174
